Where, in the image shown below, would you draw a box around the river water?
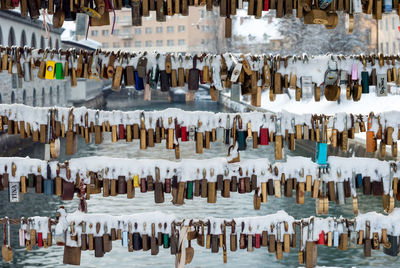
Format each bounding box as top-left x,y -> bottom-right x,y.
0,91 -> 398,267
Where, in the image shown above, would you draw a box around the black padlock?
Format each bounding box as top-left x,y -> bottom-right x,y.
383,234 -> 399,256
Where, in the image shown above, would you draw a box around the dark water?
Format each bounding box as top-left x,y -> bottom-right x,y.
0,91 -> 398,267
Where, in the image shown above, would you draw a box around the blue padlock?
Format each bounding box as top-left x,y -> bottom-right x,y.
43,179 -> 54,195
316,142 -> 328,165
122,231 -> 128,247
316,116 -> 328,165
237,131 -> 247,151
319,0 -> 332,9
384,0 -> 392,12
356,174 -> 362,188
134,71 -> 144,90
333,229 -> 339,247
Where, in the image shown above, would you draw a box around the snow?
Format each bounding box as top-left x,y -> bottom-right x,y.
233,10 -> 282,43
1,155 -> 397,197
48,208 -> 400,247
259,89 -> 400,115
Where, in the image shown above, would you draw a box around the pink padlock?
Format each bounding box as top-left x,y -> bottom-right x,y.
19,228 -> 25,247
351,64 -> 358,80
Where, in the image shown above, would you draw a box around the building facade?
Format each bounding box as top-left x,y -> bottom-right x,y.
0,10 -> 68,106
378,13 -> 400,54
86,7 -> 225,53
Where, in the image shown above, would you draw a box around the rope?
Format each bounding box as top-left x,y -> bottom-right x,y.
40,9 -> 51,44
109,0 -> 116,35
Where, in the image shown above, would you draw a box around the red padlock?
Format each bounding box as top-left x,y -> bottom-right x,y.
37,232 -> 43,247
181,126 -> 188,142
318,231 -> 325,245
255,234 -> 261,248
238,178 -> 245,194
175,120 -> 181,139
140,178 -> 147,193
263,0 -> 269,11
260,127 -> 269,145
118,124 -> 125,140
12,0 -> 19,7
164,178 -> 171,193
105,0 -> 112,11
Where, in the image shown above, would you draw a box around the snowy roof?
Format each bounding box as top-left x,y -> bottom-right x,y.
0,9 -> 64,34
233,10 -> 282,43
61,29 -> 101,50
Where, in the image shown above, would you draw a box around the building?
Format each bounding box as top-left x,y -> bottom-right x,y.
85,7 -> 225,53
0,10 -> 67,106
377,13 -> 400,54
0,10 -> 104,107
232,11 -> 283,54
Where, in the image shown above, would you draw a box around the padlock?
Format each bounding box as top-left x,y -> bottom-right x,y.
2,217 -> 13,263
305,218 -> 317,268
316,117 -> 328,165
8,180 -> 20,202
274,117 -> 283,160
383,229 -> 399,256
364,220 -> 372,257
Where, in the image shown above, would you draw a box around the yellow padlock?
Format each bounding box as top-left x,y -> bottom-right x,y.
133,174 -> 140,188
45,60 -> 56,80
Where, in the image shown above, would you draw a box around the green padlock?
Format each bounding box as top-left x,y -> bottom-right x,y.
28,173 -> 35,188
55,62 -> 64,80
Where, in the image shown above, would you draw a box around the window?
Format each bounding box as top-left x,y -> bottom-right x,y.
156,26 -> 163,33
380,43 -> 383,53
145,41 -> 152,47
393,17 -> 396,30
91,30 -> 98,36
134,28 -> 142,34
113,42 -> 120,48
201,25 -> 205,32
156,40 -> 163,47
393,42 -> 396,53
201,10 -> 205,18
102,30 -> 109,36
178,39 -> 185,46
145,27 -> 152,34
114,29 -> 120,36
386,42 -> 389,54
124,41 -> 131,47
102,42 -> 109,48
178,25 -> 185,32
167,40 -> 174,46
380,21 -> 383,30
386,18 -> 388,31
167,26 -> 174,33
135,41 -> 142,47
123,28 -> 131,34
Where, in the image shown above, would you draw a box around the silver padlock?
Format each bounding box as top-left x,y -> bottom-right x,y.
337,181 -> 345,205
231,83 -> 241,102
188,125 -> 196,141
301,76 -> 313,99
225,114 -> 230,145
376,74 -> 388,96
44,109 -> 52,161
349,221 -> 358,248
23,47 -> 31,82
9,181 -> 20,202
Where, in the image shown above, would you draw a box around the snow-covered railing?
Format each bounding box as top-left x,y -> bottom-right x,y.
10,0 -> 394,35
1,104 -> 399,158
1,156 -> 397,213
2,208 -> 400,266
2,47 -> 399,104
